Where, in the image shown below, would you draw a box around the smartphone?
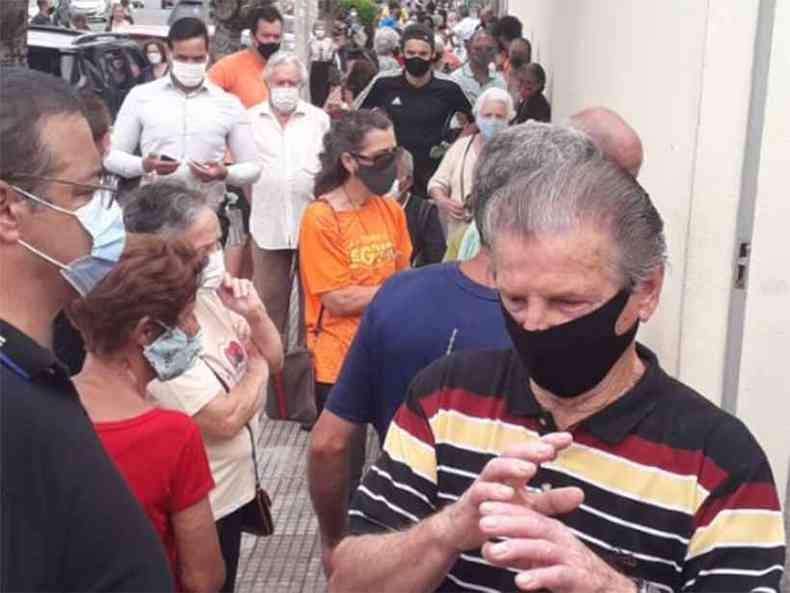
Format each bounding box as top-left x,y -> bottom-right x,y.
189,160 -> 211,173
160,154 -> 177,163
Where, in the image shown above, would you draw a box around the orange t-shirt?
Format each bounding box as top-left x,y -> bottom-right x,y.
208,49 -> 268,109
299,196 -> 412,383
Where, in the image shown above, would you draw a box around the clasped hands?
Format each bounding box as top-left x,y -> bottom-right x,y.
435,433 -> 636,593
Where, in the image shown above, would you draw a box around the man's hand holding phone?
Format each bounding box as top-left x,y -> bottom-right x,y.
142,153 -> 180,175
188,160 -> 228,182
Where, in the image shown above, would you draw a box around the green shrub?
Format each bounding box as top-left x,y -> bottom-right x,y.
338,0 -> 378,26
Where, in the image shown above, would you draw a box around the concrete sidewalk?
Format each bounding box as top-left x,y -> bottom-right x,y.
235,416 -> 377,593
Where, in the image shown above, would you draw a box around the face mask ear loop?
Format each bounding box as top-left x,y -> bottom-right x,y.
16,239 -> 69,271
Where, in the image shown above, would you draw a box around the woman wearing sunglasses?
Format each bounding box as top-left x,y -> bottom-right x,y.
299,109 -> 412,421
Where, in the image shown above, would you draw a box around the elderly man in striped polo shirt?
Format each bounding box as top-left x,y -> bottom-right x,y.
328,123 -> 786,593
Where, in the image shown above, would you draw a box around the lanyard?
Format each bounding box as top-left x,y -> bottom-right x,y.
0,351 -> 31,381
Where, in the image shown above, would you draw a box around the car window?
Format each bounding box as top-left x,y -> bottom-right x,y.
28,46 -> 62,77
79,53 -> 107,89
124,45 -> 151,85
102,48 -> 133,87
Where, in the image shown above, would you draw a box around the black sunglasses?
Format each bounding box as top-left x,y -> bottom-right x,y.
351,148 -> 401,171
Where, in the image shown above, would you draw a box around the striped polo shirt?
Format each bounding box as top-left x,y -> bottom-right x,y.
349,345 -> 786,592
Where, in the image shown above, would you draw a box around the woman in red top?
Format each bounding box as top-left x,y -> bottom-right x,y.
68,238 -> 225,593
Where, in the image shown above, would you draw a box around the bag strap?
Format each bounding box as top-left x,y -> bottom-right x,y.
285,250 -> 326,349
245,423 -> 262,489
201,359 -> 261,487
302,197 -> 344,344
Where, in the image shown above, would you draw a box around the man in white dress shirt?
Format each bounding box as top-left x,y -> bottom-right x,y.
248,52 -> 330,338
104,17 -> 261,209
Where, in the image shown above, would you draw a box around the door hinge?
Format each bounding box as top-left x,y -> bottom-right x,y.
734,241 -> 751,289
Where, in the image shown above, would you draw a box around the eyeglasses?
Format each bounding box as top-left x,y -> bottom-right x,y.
351,147 -> 401,171
8,175 -> 118,209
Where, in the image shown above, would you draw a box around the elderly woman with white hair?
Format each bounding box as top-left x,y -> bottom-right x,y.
374,26 -> 401,72
427,86 -> 515,244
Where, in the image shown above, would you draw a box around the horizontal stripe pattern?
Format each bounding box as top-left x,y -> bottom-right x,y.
349,348 -> 786,592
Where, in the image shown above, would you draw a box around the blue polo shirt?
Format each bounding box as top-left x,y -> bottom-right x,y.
326,262 -> 510,443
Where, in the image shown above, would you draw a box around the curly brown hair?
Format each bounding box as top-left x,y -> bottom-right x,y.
67,237 -> 206,356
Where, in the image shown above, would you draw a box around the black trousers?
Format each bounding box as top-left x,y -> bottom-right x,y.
215,505 -> 244,593
316,382 -> 367,503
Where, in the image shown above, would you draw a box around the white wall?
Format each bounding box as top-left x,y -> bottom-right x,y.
510,0 -> 788,495
736,0 -> 790,500
513,0 -> 716,379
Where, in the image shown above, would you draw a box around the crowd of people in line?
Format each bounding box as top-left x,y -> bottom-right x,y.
2,1 -> 786,592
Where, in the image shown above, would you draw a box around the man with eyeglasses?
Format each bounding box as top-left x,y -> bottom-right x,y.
104,17 -> 260,210
0,67 -> 173,590
354,24 -> 472,197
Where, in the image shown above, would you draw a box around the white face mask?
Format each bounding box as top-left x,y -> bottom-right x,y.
387,179 -> 400,199
171,59 -> 207,88
201,249 -> 226,290
270,86 -> 299,113
147,51 -> 163,65
315,30 -> 326,39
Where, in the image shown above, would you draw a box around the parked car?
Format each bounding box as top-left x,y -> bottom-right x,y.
69,0 -> 112,22
27,26 -> 153,117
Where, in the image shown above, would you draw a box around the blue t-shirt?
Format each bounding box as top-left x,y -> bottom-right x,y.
326,262 -> 511,443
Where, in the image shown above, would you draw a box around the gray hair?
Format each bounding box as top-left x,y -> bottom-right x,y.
399,148 -> 414,177
263,51 -> 308,85
473,87 -> 515,121
473,122 -> 598,231
478,125 -> 666,286
123,181 -> 209,236
374,27 -> 400,56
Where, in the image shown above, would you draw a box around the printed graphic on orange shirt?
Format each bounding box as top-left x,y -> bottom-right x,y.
348,233 -> 397,269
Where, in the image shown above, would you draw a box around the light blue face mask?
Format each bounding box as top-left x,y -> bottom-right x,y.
477,117 -> 508,141
143,323 -> 203,382
12,185 -> 126,297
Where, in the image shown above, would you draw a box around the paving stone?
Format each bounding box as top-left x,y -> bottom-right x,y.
236,416 -> 378,593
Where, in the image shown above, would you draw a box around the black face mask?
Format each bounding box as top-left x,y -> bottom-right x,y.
354,155 -> 399,196
256,42 -> 280,59
501,289 -> 639,398
404,56 -> 432,77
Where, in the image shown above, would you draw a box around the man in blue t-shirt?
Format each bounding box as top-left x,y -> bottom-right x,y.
307,247 -> 510,571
